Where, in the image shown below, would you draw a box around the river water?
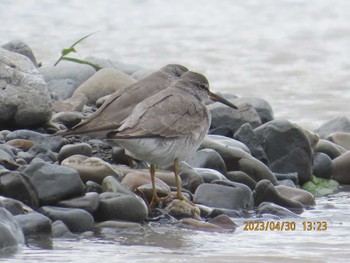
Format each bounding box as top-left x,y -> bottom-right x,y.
1,0 -> 350,262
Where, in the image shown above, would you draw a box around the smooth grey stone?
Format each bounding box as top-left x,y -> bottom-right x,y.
257,202 -> 300,218
0,48 -> 52,127
15,212 -> 51,237
209,102 -> 261,135
0,197 -> 25,215
0,207 -> 25,249
187,148 -> 227,175
39,206 -> 94,232
86,181 -> 103,193
273,172 -> 299,185
179,162 -> 204,193
112,146 -> 130,166
254,119 -> 313,184
57,192 -> 100,213
84,56 -> 142,75
277,179 -> 296,188
315,116 -> 350,139
332,151 -> 350,185
73,68 -> 136,104
315,139 -> 347,159
326,132 -> 350,150
207,214 -> 237,231
231,97 -> 274,123
200,136 -> 278,185
2,40 -> 38,66
94,192 -> 148,222
253,179 -> 304,214
0,148 -> 18,169
0,171 -> 39,208
193,183 -> 253,211
39,61 -> 96,91
207,208 -> 243,219
313,152 -> 333,179
101,176 -> 134,196
194,168 -> 227,183
51,220 -> 79,239
205,135 -> 251,154
28,144 -> 58,163
226,171 -> 257,190
51,111 -> 84,129
47,79 -> 76,101
131,68 -> 155,80
5,129 -> 65,152
58,143 -> 92,163
233,123 -> 268,165
21,162 -> 85,205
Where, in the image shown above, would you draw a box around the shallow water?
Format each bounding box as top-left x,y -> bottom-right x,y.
1,0 -> 350,262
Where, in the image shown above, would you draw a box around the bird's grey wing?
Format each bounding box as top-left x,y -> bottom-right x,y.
109,92 -> 209,139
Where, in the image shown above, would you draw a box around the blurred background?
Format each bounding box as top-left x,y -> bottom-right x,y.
1,0 -> 350,130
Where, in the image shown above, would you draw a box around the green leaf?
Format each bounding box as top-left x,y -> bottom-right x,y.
302,176 -> 339,196
69,31 -> 98,48
60,57 -> 102,71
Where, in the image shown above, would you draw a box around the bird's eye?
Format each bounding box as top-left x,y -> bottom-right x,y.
199,84 -> 208,90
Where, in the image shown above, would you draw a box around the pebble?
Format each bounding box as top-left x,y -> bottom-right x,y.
165,199 -> 201,219
326,132 -> 350,150
15,212 -> 52,237
313,152 -> 334,179
73,68 -> 137,104
56,192 -> 100,214
51,111 -> 85,128
39,206 -> 94,232
58,143 -> 92,163
187,148 -> 227,175
332,151 -> 350,184
51,220 -> 80,239
179,162 -> 204,193
257,202 -> 301,218
0,207 -> 25,249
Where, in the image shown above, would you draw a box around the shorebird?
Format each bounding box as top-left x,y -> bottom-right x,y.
105,71 -> 238,205
61,64 -> 188,138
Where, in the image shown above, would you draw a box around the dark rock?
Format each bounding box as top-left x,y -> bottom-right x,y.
0,207 -> 25,249
14,212 -> 51,237
273,172 -> 299,185
5,129 -> 65,152
58,143 -> 92,163
254,119 -> 313,184
94,192 -> 148,222
313,152 -> 334,179
207,214 -> 237,231
39,206 -> 94,232
208,103 -> 261,135
187,148 -> 226,175
257,202 -> 300,218
232,97 -> 274,123
200,136 -> 278,184
233,123 -> 268,165
21,162 -> 85,205
315,116 -> 350,139
194,168 -> 227,183
0,197 -> 25,215
112,146 -> 130,166
179,162 -> 204,193
2,40 -> 38,66
226,171 -> 257,190
57,192 -> 100,214
275,185 -> 315,207
0,171 -> 39,208
51,220 -> 79,239
86,181 -> 103,193
0,48 -> 52,128
253,179 -> 304,214
193,183 -> 253,211
315,139 -> 347,159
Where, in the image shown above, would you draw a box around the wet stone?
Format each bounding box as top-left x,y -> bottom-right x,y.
58,143 -> 92,163
56,192 -> 100,214
313,152 -> 334,179
257,202 -> 301,218
21,162 -> 85,205
51,220 -> 79,239
14,212 -> 52,237
187,148 -> 227,175
39,206 -> 94,233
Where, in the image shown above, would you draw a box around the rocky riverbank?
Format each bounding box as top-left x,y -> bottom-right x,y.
1,40 -> 349,251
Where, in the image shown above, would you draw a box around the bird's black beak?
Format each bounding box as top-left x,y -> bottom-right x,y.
209,91 -> 238,109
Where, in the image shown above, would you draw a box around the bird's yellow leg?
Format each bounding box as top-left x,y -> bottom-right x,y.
149,164 -> 159,207
174,158 -> 187,200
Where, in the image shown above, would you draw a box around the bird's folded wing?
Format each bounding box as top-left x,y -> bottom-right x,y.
108,92 -> 209,139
